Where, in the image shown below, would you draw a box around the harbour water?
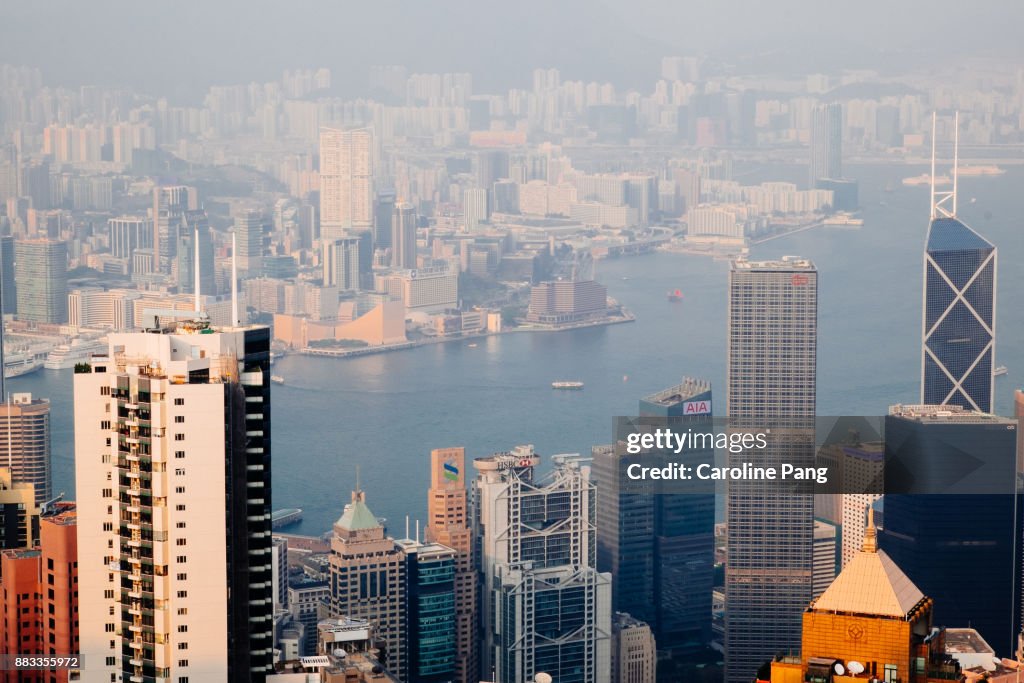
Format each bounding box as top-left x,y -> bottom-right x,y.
14,162 -> 1024,537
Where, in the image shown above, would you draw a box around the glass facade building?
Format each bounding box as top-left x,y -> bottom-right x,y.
401,541 -> 457,683
921,217 -> 996,413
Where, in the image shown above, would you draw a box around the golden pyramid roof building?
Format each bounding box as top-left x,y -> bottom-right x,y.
811,509 -> 926,619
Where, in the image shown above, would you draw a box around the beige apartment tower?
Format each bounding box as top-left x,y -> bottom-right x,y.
0,392 -> 51,506
320,127 -> 373,242
425,447 -> 478,683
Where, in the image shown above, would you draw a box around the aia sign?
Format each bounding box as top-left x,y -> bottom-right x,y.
790,274 -> 809,286
683,400 -> 711,415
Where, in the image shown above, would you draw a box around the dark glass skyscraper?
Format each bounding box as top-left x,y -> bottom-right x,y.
921,216 -> 996,413
595,378 -> 715,656
880,405 -> 1021,655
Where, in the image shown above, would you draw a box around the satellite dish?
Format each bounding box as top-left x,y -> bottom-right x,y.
848,662 -> 865,675
535,674 -> 553,683
834,663 -> 846,676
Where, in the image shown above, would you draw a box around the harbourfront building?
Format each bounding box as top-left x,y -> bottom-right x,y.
921,216 -> 996,413
594,377 -> 715,656
473,446 -> 612,683
725,256 -> 818,683
0,392 -> 51,506
526,279 -> 608,324
424,447 -> 478,683
15,238 -> 67,323
879,404 -> 1021,655
74,321 -> 274,682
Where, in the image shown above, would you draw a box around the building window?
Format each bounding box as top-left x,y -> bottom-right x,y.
174,434 -> 185,441
101,489 -> 112,498
174,415 -> 185,423
176,522 -> 186,529
176,556 -> 187,563
100,420 -> 111,430
175,504 -> 186,511
175,487 -> 185,494
175,468 -> 185,476
173,398 -> 184,406
177,625 -> 188,633
176,591 -> 187,598
100,386 -> 110,396
175,451 -> 185,459
105,657 -> 115,666
104,623 -> 114,632
176,573 -> 187,581
177,642 -> 188,650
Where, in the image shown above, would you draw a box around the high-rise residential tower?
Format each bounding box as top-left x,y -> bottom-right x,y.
391,202 -> 417,270
0,392 -> 51,506
75,320 -> 274,682
425,447 -> 478,683
725,257 -> 817,683
473,447 -> 611,683
234,209 -> 271,277
323,236 -> 361,291
319,127 -> 373,242
809,102 -> 841,186
15,239 -> 67,323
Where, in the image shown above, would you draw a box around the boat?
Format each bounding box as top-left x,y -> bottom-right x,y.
5,353 -> 43,379
823,213 -> 865,227
994,365 -> 1008,377
467,343 -> 478,348
270,375 -> 285,385
903,174 -> 951,187
271,508 -> 303,529
552,381 -> 584,390
667,289 -> 684,302
45,337 -> 109,369
957,165 -> 1005,177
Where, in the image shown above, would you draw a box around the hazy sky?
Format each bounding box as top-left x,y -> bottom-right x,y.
3,0 -> 1022,101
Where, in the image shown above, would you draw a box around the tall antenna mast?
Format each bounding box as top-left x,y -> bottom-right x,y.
952,110 -> 959,217
193,224 -> 201,313
231,231 -> 239,326
929,112 -> 937,220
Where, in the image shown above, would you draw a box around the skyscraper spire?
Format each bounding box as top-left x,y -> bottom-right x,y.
193,224 -> 201,313
862,505 -> 877,553
952,110 -> 959,216
929,112 -> 937,220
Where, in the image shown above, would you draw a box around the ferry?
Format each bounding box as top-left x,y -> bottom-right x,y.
45,338 -> 109,369
957,165 -> 1005,177
270,375 -> 285,385
667,289 -> 684,302
823,213 -> 865,227
994,365 -> 1008,377
271,508 -> 303,529
467,343 -> 478,348
552,381 -> 584,390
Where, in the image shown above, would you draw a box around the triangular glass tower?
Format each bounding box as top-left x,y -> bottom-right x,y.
921,113 -> 996,414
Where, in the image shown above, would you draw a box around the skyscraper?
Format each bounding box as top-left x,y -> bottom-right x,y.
152,185 -> 193,273
391,202 -> 417,270
175,210 -> 216,295
0,466 -> 38,549
473,447 -> 611,683
921,217 -> 996,413
725,257 -> 817,683
15,238 -> 67,323
329,488 -> 407,677
234,209 -> 271,277
323,236 -> 361,291
108,216 -> 153,260
397,538 -> 457,683
424,447 -> 478,683
809,102 -> 841,186
0,392 -> 51,506
463,187 -> 488,230
594,378 -> 715,656
879,404 -> 1021,655
75,321 -> 274,682
374,190 -> 396,251
0,235 -> 16,315
320,127 -> 373,242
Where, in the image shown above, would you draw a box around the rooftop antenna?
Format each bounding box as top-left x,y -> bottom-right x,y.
415,518 -> 420,544
929,112 -> 937,220
5,392 -> 10,473
405,515 -> 410,541
952,110 -> 959,216
231,231 -> 239,326
193,223 -> 201,314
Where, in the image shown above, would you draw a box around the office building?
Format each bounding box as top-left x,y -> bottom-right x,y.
391,202 -> 417,269
879,404 -> 1021,655
921,216 -> 996,413
108,216 -> 153,261
374,191 -> 396,251
767,511 -> 962,683
323,236 -> 361,291
175,210 -> 216,296
809,102 -> 842,186
424,447 -> 478,683
328,488 -> 407,678
272,536 -> 289,612
396,539 -> 457,683
75,321 -> 274,682
0,502 -> 78,683
526,279 -> 608,324
812,520 -> 836,598
473,447 -> 611,683
375,266 -> 458,312
0,235 -> 15,315
595,378 -> 714,655
611,613 -> 657,683
0,392 -> 51,506
152,185 -> 193,273
0,466 -> 38,549
235,210 -> 271,277
289,579 -> 330,657
725,257 -> 817,683
15,239 -> 67,323
320,127 -> 373,241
